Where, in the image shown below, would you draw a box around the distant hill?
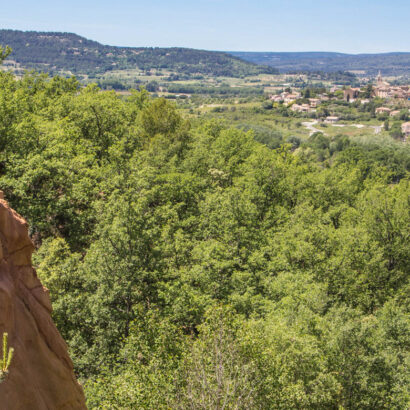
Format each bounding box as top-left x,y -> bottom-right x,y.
229,51 -> 410,76
0,29 -> 278,77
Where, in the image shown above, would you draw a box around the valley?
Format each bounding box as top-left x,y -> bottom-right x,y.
0,24 -> 409,409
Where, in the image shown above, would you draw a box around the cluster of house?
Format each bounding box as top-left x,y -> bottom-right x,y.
271,91 -> 329,114
269,89 -> 340,123
268,72 -> 409,133
375,107 -> 403,117
374,72 -> 410,99
270,91 -> 301,104
290,103 -> 312,113
344,72 -> 410,102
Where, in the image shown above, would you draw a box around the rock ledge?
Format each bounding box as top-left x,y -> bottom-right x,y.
0,193 -> 87,409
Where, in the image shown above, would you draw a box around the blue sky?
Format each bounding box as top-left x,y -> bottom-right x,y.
1,0 -> 409,53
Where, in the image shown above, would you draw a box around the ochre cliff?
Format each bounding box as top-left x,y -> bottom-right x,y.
0,193 -> 87,409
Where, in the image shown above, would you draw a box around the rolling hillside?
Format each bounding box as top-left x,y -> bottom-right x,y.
230,51 -> 410,76
0,29 -> 278,77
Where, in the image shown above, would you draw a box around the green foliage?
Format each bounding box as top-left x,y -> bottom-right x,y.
0,29 -> 277,78
1,70 -> 409,408
0,333 -> 14,383
167,83 -> 264,96
178,307 -> 259,409
390,121 -> 404,140
0,45 -> 11,64
231,51 -> 410,76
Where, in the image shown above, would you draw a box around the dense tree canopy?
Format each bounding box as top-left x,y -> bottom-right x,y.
0,29 -> 278,77
0,70 -> 408,409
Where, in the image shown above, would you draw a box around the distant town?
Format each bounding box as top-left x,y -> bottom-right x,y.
269,71 -> 410,139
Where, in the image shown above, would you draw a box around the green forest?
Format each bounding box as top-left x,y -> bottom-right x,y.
231,51 -> 410,76
0,30 -> 277,77
0,60 -> 409,408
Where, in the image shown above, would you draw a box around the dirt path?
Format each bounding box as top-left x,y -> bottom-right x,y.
303,121 -> 381,135
302,120 -> 326,136
370,125 -> 382,134
335,123 -> 381,134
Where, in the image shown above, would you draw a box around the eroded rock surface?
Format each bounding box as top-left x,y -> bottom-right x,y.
0,193 -> 86,409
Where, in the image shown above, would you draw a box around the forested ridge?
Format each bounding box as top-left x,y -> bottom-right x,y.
0,68 -> 409,408
0,29 -> 278,77
230,51 -> 410,76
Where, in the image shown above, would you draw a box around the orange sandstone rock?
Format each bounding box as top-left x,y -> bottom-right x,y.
0,193 -> 87,409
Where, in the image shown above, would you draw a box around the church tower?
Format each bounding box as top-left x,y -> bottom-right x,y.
377,70 -> 383,86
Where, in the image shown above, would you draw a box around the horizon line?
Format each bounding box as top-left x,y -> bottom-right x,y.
1,28 -> 409,55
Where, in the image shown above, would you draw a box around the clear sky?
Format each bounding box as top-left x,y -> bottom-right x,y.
1,0 -> 409,53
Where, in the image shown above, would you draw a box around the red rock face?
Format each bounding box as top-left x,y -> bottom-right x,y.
0,194 -> 87,409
